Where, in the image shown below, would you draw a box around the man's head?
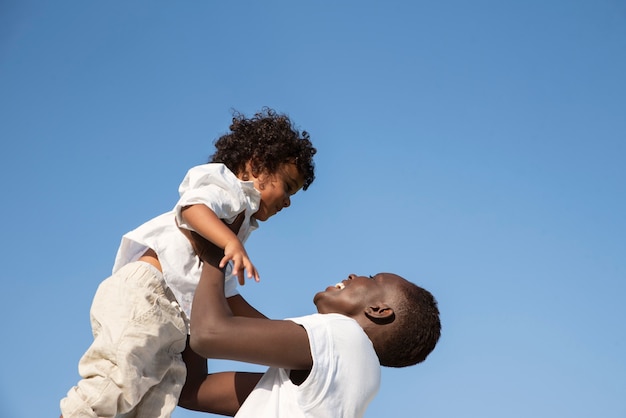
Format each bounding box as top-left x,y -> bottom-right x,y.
313,273 -> 441,368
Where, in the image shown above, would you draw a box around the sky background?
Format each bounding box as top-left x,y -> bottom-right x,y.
1,1 -> 625,417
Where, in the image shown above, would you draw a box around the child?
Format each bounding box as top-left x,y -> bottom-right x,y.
60,107 -> 316,418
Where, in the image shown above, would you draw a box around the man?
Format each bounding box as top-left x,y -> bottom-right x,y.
179,226 -> 441,417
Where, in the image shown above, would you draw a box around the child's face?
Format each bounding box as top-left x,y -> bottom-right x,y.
252,162 -> 305,221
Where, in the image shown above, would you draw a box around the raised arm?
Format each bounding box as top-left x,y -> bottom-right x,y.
179,218 -> 269,415
189,258 -> 313,371
181,203 -> 259,284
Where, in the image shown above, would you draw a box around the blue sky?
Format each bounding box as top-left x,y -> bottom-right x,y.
1,1 -> 625,417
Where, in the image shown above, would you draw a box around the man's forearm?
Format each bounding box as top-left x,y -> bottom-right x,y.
227,295 -> 267,319
189,260 -> 233,358
179,342 -> 261,416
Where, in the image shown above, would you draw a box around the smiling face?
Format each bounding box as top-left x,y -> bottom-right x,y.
249,162 -> 305,222
313,273 -> 408,319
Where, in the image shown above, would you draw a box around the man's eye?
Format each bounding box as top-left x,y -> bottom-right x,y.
369,275 -> 374,279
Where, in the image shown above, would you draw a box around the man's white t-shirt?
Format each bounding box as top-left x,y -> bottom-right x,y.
235,313 -> 381,418
112,163 -> 260,320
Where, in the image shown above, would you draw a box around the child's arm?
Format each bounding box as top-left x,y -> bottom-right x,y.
181,203 -> 259,284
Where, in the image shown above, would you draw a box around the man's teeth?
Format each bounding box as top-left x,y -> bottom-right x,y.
335,282 -> 345,290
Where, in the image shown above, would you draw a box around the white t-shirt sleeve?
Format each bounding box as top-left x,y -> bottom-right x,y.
290,314 -> 381,416
175,164 -> 247,230
235,314 -> 379,417
291,315 -> 335,408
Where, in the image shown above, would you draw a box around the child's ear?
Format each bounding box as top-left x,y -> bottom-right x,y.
365,304 -> 395,324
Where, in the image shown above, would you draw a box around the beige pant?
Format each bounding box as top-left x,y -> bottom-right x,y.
61,262 -> 188,418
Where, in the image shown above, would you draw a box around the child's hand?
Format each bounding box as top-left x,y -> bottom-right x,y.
220,239 -> 260,285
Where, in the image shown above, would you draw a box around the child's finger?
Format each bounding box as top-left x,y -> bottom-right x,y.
243,260 -> 259,282
231,258 -> 245,286
219,254 -> 231,269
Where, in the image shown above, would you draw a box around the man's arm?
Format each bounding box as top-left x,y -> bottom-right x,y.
178,341 -> 262,416
189,259 -> 313,370
227,294 -> 267,319
178,295 -> 265,415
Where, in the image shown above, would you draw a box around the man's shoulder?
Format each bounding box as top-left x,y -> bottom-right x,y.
287,312 -> 355,326
288,313 -> 369,344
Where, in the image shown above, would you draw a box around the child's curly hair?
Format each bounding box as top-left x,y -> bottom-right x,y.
209,107 -> 316,190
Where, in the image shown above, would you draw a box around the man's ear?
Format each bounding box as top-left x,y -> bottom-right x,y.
364,304 -> 395,324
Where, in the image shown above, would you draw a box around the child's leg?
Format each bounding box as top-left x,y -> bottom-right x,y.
60,262 -> 187,418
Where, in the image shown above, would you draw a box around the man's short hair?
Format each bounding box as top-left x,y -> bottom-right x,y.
377,282 -> 441,367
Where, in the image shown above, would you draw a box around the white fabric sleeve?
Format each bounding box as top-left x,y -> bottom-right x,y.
288,314 -> 334,406
175,164 -> 246,230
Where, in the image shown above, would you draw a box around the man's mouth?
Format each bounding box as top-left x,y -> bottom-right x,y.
334,282 -> 345,290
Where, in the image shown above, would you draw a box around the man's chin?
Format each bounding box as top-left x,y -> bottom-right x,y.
312,291 -> 324,306
313,288 -> 337,310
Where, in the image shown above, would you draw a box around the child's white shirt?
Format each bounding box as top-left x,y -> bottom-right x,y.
112,163 -> 260,320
